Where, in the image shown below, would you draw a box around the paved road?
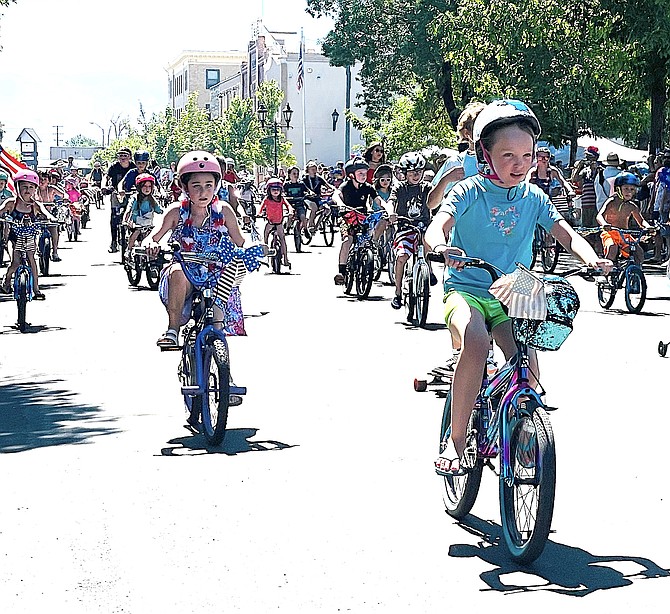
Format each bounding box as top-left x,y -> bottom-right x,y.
1,204 -> 669,612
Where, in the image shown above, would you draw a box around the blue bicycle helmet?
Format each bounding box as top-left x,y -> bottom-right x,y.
134,150 -> 150,162
613,172 -> 640,188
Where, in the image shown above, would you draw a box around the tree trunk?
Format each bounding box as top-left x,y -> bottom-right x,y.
648,51 -> 667,155
439,61 -> 459,130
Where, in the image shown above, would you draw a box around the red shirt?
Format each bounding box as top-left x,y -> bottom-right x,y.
259,197 -> 288,224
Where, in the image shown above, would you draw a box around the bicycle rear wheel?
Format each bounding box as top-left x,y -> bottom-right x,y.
200,339 -> 230,446
500,407 -> 556,563
414,263 -> 430,327
440,391 -> 483,518
16,271 -> 29,333
624,266 -> 646,313
356,247 -> 374,299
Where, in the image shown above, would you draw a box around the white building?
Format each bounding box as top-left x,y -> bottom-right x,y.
207,22 -> 366,167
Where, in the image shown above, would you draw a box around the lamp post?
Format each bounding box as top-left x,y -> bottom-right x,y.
89,121 -> 105,147
331,109 -> 340,132
257,102 -> 293,176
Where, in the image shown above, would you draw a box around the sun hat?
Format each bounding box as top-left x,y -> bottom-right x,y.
605,152 -> 621,166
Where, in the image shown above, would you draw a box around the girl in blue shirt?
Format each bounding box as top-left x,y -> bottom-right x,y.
426,100 -> 611,474
125,173 -> 163,256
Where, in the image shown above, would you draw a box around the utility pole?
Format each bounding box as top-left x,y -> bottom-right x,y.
53,125 -> 63,146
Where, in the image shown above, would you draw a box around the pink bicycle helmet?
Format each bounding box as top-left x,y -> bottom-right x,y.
13,168 -> 39,187
176,151 -> 221,186
135,172 -> 156,187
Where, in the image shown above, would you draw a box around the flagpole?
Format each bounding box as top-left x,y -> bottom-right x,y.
300,29 -> 307,168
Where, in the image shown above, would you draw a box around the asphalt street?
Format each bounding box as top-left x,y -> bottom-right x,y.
0,202 -> 669,613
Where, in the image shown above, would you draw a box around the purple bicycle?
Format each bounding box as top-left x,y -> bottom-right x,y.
430,254 -> 582,563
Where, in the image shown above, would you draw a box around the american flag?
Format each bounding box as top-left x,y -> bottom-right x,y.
0,144 -> 26,193
297,39 -> 304,92
490,266 -> 547,320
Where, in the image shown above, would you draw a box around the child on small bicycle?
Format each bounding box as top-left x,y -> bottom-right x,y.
425,100 -> 612,474
283,166 -> 315,240
596,171 -> 661,265
0,169 -> 57,299
125,173 -> 163,257
145,151 -> 247,349
259,178 -> 291,268
388,151 -> 438,309
331,157 -> 383,284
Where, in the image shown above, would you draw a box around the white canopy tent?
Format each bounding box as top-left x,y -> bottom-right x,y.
549,137 -> 649,166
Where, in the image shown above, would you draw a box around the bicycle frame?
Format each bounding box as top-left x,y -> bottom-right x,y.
482,349 -> 545,484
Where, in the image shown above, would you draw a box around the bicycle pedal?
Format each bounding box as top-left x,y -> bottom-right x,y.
160,345 -> 183,352
229,395 -> 244,407
181,385 -> 202,396
544,405 -> 559,412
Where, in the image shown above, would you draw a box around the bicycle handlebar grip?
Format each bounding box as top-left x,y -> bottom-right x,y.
427,252 -> 445,263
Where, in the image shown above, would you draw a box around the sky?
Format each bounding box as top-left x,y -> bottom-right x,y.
0,0 -> 333,162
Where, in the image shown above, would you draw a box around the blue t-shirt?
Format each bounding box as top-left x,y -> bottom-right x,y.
432,151 -> 479,196
442,175 -> 562,298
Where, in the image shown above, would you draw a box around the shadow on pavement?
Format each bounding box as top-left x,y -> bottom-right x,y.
160,427 -> 297,456
449,514 -> 670,596
0,378 -> 119,452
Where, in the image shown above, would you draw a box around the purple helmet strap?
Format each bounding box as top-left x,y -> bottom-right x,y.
480,146 -> 501,181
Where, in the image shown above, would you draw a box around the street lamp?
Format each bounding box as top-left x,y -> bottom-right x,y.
257,102 -> 293,176
90,121 -> 105,147
331,109 -> 340,132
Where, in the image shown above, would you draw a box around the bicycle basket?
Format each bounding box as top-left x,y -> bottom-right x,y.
512,275 -> 580,351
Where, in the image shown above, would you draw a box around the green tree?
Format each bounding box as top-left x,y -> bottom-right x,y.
218,97 -> 263,167
65,134 -> 99,147
349,89 -> 457,159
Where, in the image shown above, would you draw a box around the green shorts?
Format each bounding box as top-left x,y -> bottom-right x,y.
444,289 -> 510,330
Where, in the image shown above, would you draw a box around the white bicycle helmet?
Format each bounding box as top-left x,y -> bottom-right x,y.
473,100 -> 541,180
398,151 -> 427,172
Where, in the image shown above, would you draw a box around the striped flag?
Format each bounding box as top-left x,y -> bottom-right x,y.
297,38 -> 304,92
0,144 -> 26,193
490,265 -> 547,320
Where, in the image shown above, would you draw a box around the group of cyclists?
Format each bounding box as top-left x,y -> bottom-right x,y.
4,97 -> 668,478
0,162 -> 99,301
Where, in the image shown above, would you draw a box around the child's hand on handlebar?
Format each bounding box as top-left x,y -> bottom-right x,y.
435,245 -> 467,269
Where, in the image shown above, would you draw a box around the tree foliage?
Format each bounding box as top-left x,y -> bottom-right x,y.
307,0 -> 669,154
65,134 -> 99,147
93,81 -> 295,171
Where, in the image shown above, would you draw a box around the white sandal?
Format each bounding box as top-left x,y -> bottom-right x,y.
156,329 -> 178,348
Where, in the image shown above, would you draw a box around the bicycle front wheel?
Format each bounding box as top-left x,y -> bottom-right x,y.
200,339 -> 230,446
16,271 -> 29,333
414,264 -> 430,327
597,275 -> 617,309
39,235 -> 51,277
440,391 -> 483,518
146,263 -> 160,290
270,231 -> 282,274
539,235 -> 559,273
126,258 -> 142,286
500,407 -> 556,564
322,216 -> 335,247
293,223 -> 302,253
624,266 -> 646,313
356,247 -> 374,299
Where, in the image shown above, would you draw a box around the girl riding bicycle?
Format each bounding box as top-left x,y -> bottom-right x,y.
145,151 -> 247,349
0,169 -> 57,299
125,173 -> 163,257
258,178 -> 291,268
425,100 -> 611,474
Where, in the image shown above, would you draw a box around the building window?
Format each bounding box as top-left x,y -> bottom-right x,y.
184,70 -> 188,91
206,69 -> 220,89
